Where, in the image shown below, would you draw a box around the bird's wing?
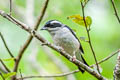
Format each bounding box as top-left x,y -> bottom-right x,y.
64,25 -> 84,54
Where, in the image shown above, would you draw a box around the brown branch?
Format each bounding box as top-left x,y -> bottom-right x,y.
83,0 -> 90,7
11,0 -> 49,80
0,59 -> 11,73
19,69 -> 23,80
0,32 -> 15,61
17,70 -> 79,80
97,49 -> 120,64
9,0 -> 12,15
0,10 -> 106,80
0,72 -> 5,80
111,0 -> 120,23
90,49 -> 120,67
114,51 -> 120,80
17,49 -> 120,80
80,2 -> 100,74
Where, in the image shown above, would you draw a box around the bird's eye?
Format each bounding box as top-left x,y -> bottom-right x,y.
45,24 -> 50,27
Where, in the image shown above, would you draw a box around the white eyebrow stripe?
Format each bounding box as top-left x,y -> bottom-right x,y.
50,21 -> 61,24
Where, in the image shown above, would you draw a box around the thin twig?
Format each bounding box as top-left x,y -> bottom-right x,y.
113,51 -> 120,80
111,0 -> 120,23
11,0 -> 50,80
19,69 -> 23,80
0,59 -> 11,73
97,49 -> 120,64
10,0 -> 12,15
83,0 -> 90,7
17,70 -> 79,80
91,49 -> 120,67
0,10 -> 106,80
0,32 -> 16,62
17,49 -> 120,80
80,2 -> 100,74
0,72 -> 5,80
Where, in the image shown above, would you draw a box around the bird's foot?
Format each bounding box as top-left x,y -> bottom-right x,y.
70,55 -> 76,62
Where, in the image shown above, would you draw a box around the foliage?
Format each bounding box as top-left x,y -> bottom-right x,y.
68,14 -> 92,27
0,0 -> 120,80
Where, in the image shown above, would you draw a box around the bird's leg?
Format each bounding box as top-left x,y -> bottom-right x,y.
72,51 -> 76,62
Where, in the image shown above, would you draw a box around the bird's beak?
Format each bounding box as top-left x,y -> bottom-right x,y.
40,27 -> 47,30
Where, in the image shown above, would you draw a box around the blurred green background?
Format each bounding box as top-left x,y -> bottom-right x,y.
0,0 -> 120,80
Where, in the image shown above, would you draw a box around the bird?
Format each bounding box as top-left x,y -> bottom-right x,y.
41,20 -> 88,73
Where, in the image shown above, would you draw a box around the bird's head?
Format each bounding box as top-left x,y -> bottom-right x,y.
41,20 -> 63,31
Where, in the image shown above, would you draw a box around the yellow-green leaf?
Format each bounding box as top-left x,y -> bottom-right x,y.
2,58 -> 15,61
3,72 -> 16,79
68,14 -> 92,27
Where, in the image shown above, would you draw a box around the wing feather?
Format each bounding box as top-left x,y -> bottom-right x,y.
64,25 -> 84,54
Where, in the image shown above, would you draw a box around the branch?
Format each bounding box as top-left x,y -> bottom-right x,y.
83,0 -> 90,7
80,2 -> 100,74
12,0 -> 49,79
111,0 -> 120,23
19,69 -> 23,80
0,32 -> 15,61
97,49 -> 120,65
27,45 -> 55,80
114,51 -> 120,80
9,0 -> 12,15
17,70 -> 79,80
19,49 -> 120,80
0,10 -> 107,80
0,59 -> 11,73
0,72 -> 5,80
43,47 -> 76,80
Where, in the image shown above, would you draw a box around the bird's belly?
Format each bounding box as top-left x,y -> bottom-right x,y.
54,36 -> 79,56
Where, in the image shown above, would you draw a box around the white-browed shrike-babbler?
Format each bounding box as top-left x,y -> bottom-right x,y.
41,20 -> 88,73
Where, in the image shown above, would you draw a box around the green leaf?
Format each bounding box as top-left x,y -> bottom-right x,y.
2,58 -> 15,61
68,14 -> 92,27
86,16 -> 92,26
3,72 -> 16,79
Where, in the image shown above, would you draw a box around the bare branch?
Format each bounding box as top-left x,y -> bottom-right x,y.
0,59 -> 11,73
27,45 -> 55,80
0,10 -> 106,80
98,49 -> 120,64
0,72 -> 5,80
11,0 -> 50,79
19,69 -> 23,80
80,2 -> 100,74
111,0 -> 120,23
17,70 -> 79,80
43,47 -> 76,80
9,0 -> 12,15
114,51 -> 120,80
0,32 -> 15,61
83,0 -> 90,7
17,48 -> 120,80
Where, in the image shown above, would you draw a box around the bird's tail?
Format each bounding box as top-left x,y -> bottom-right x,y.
76,50 -> 89,73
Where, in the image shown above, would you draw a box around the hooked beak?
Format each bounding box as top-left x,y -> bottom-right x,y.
40,27 -> 47,30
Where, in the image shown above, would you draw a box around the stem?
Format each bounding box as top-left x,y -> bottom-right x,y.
80,2 -> 101,74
